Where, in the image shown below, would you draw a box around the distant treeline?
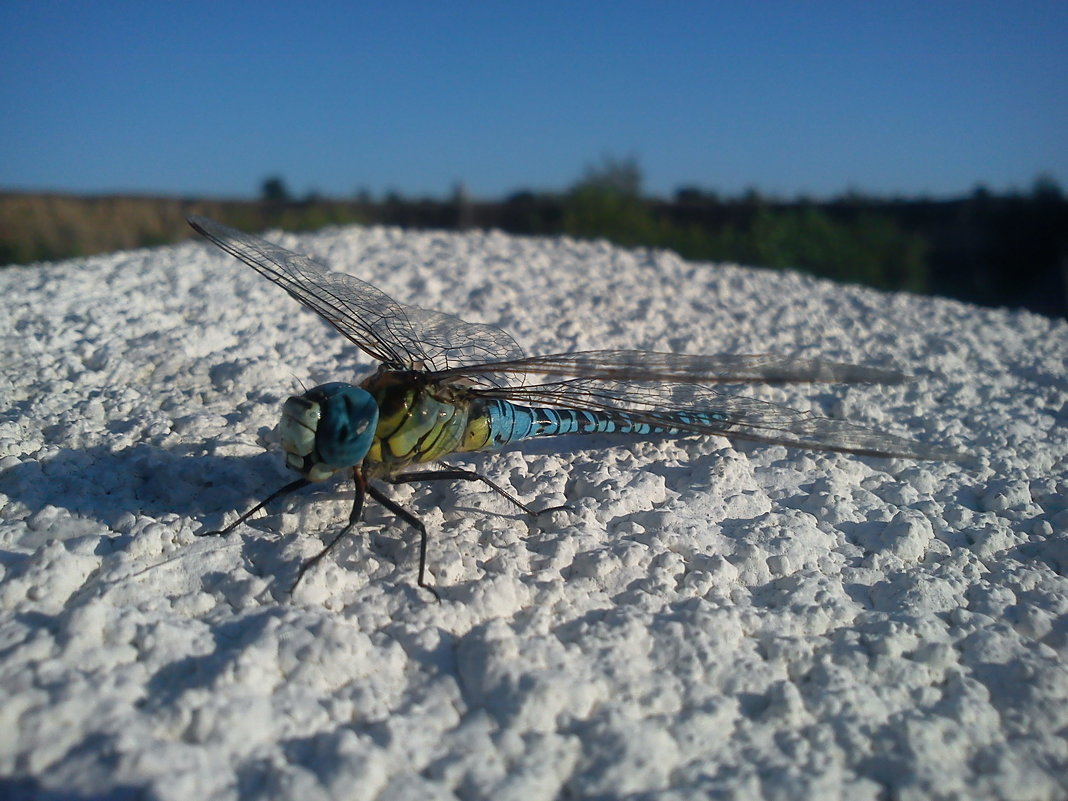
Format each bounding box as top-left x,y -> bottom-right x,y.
2,161 -> 1065,318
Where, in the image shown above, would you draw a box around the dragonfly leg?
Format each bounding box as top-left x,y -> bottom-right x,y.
385,469 -> 570,517
199,477 -> 311,537
366,483 -> 441,600
291,468 -> 367,592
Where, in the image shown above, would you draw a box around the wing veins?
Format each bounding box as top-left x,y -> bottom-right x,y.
432,350 -> 912,385
473,378 -> 965,460
189,216 -> 523,373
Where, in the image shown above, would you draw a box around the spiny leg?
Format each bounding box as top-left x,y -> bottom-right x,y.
385,469 -> 570,517
198,477 -> 311,537
291,468 -> 367,592
366,483 -> 440,600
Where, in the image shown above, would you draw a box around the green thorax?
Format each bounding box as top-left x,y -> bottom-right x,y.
360,370 -> 477,473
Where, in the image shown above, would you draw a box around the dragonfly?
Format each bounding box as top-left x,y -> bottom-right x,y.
188,215 -> 964,594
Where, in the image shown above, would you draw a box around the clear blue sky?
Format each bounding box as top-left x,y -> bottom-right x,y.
2,1 -> 1066,200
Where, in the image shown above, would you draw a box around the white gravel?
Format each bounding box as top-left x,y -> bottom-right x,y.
1,223 -> 1066,801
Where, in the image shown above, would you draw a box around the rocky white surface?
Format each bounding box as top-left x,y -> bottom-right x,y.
1,224 -> 1066,800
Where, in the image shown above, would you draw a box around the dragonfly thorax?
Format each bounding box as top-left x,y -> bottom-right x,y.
279,382 -> 379,481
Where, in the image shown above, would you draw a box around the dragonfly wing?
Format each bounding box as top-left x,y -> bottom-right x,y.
434,349 -> 913,385
473,377 -> 966,460
188,216 -> 523,372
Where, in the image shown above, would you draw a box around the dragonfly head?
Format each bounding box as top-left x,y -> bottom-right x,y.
279,382 -> 379,481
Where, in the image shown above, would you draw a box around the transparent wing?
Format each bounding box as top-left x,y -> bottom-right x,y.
188,216 -> 523,373
189,217 -> 962,460
472,377 -> 966,460
435,349 -> 913,385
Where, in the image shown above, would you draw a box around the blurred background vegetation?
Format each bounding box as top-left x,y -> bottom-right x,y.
2,157 -> 1065,318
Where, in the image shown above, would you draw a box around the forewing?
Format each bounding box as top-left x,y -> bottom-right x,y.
473,377 -> 966,460
188,216 -> 523,372
434,349 -> 912,385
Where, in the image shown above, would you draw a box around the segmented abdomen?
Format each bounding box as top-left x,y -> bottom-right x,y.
460,399 -> 731,453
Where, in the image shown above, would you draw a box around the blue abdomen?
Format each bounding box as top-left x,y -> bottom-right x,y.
460,399 -> 731,453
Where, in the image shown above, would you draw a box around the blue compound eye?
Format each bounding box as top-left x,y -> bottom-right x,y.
313,383 -> 380,468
